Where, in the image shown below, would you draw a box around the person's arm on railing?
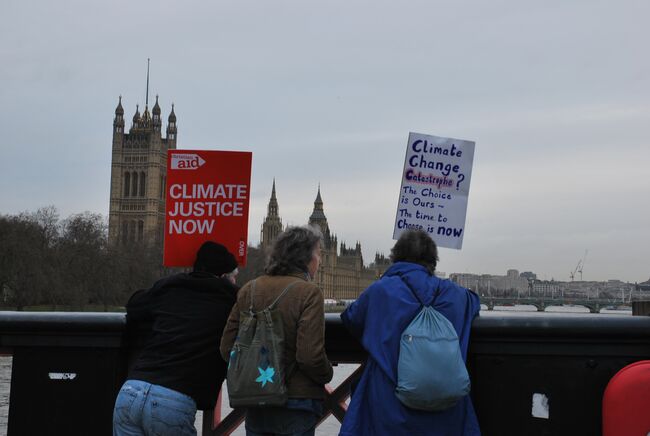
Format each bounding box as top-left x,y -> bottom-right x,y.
340,283 -> 371,340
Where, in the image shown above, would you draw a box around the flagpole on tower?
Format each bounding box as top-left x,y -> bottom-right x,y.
145,58 -> 150,107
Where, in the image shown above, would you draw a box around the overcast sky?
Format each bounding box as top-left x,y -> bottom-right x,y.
1,0 -> 649,282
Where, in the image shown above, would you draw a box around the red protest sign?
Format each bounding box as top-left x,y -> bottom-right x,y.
163,150 -> 252,267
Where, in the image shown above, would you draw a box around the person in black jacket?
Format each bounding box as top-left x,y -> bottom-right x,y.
113,241 -> 239,436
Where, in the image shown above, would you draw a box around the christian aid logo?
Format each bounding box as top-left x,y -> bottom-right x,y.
238,240 -> 245,257
171,153 -> 206,170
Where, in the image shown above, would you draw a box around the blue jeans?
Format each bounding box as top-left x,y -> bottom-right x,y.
113,379 -> 197,436
245,399 -> 322,436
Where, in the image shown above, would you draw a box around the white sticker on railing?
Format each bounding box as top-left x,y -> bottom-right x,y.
48,372 -> 77,380
532,393 -> 549,419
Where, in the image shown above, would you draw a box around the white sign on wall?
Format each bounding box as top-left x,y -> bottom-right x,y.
393,132 -> 475,250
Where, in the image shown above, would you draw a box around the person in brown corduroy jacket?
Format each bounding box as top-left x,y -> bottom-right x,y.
220,225 -> 333,436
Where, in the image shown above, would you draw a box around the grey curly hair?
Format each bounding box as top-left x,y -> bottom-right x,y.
265,225 -> 323,276
390,229 -> 439,274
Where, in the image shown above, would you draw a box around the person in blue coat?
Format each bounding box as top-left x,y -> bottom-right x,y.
340,229 -> 481,436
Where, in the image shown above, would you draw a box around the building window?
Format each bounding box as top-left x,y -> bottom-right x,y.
122,221 -> 128,244
129,221 -> 136,243
138,220 -> 144,242
124,172 -> 130,197
131,172 -> 138,197
139,172 -> 146,197
160,176 -> 164,199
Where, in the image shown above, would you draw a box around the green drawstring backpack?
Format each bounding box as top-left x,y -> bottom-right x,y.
226,279 -> 300,407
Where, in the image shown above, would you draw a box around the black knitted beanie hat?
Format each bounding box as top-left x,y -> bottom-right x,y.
193,241 -> 238,276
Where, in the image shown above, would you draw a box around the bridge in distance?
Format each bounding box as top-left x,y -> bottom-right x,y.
480,296 -> 634,313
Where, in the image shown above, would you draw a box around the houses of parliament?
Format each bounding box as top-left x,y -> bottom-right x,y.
108,95 -> 387,299
260,180 -> 389,299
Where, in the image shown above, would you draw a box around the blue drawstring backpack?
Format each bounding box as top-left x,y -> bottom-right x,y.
395,278 -> 471,411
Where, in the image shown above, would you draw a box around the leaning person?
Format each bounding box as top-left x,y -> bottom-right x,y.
220,225 -> 333,436
339,229 -> 481,436
113,241 -> 240,436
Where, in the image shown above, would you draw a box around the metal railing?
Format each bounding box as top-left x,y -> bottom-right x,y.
2,311 -> 650,435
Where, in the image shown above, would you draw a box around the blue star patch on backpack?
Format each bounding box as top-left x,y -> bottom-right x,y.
226,280 -> 300,407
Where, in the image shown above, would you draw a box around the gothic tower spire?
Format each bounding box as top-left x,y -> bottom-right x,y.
167,103 -> 177,141
261,179 -> 283,249
115,95 -> 124,116
309,185 -> 331,247
132,104 -> 141,129
268,178 -> 278,216
113,96 -> 124,134
152,95 -> 161,130
309,184 -> 326,225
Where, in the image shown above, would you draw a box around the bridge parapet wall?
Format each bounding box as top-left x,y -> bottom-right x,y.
2,312 -> 650,435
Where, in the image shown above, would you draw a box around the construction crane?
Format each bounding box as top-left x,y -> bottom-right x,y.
570,259 -> 581,281
569,250 -> 589,281
577,250 -> 588,281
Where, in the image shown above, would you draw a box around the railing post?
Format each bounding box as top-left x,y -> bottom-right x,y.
632,301 -> 650,316
319,363 -> 365,425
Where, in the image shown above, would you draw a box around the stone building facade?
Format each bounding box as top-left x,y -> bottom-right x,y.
260,182 -> 388,300
107,96 -> 177,247
449,270 -> 530,296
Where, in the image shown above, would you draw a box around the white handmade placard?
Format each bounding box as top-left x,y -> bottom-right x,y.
393,132 -> 475,249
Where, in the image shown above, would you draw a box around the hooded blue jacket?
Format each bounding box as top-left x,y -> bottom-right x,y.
340,262 -> 481,436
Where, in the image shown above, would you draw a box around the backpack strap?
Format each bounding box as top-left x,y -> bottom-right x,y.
249,279 -> 301,313
397,273 -> 441,307
267,281 -> 301,310
249,279 -> 257,314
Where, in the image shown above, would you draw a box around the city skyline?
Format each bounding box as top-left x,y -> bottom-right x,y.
1,1 -> 649,283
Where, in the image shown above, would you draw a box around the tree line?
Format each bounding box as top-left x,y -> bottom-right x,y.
0,207 -> 266,311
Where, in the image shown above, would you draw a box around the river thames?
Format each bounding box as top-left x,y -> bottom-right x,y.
0,307 -> 632,435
